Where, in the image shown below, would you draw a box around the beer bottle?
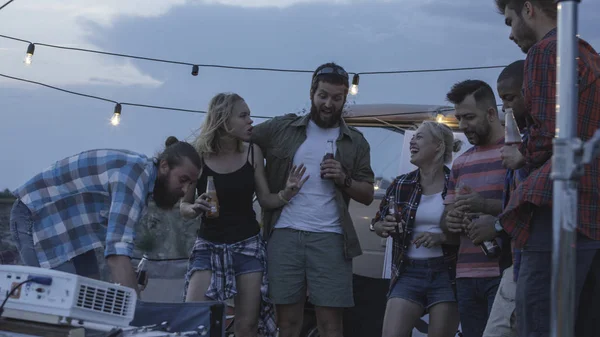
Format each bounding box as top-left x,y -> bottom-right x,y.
320,139 -> 335,179
387,195 -> 402,234
205,176 -> 219,218
457,184 -> 501,258
480,239 -> 501,258
387,195 -> 397,217
136,254 -> 149,289
504,108 -> 522,145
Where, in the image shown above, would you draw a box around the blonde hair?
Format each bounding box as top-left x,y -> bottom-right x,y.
193,92 -> 245,157
420,121 -> 463,164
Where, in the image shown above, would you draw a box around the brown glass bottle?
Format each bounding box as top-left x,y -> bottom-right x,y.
205,176 -> 220,218
321,139 -> 335,179
136,254 -> 149,289
387,195 -> 402,234
480,239 -> 501,258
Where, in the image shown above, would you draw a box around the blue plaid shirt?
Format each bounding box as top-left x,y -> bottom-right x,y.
13,149 -> 157,269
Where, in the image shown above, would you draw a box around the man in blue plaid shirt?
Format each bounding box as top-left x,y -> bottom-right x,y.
10,136 -> 202,293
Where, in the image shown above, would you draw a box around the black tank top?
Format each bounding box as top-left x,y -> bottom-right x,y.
195,144 -> 260,244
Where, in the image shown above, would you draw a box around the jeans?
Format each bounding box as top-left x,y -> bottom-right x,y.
514,206 -> 600,337
456,276 -> 501,337
516,248 -> 600,337
9,199 -> 100,278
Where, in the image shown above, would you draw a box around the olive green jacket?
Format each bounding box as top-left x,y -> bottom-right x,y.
251,113 -> 375,259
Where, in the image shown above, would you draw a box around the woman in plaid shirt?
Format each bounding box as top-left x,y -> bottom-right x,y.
372,121 -> 462,337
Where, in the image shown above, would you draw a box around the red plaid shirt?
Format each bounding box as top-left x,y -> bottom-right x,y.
499,28 -> 600,248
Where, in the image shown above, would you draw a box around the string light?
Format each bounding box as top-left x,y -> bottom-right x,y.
0,72 -> 276,126
24,43 -> 34,65
350,74 -> 360,95
111,103 -> 122,126
191,65 -> 199,76
0,71 -> 464,129
0,34 -> 526,79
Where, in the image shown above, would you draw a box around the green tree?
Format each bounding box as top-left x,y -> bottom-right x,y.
0,188 -> 14,198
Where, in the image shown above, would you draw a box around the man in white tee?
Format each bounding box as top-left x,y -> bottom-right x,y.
252,62 -> 375,337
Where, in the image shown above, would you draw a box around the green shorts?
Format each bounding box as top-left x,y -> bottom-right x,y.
266,228 -> 354,308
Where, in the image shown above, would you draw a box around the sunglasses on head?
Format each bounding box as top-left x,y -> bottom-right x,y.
314,66 -> 349,80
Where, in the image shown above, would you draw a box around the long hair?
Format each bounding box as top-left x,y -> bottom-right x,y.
193,92 -> 244,157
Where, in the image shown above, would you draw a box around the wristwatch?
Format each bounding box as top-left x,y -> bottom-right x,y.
494,219 -> 503,233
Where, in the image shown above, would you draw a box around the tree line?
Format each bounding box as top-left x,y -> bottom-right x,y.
0,188 -> 13,198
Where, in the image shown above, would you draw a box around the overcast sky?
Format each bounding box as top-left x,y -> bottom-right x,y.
1,0 -> 599,190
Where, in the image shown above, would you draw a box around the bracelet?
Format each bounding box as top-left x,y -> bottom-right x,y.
278,190 -> 290,204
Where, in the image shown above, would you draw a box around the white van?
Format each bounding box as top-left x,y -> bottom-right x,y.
252,103 -> 470,337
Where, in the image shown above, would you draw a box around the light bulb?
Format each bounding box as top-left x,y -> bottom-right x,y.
111,103 -> 122,126
350,74 -> 360,95
24,43 -> 35,65
110,113 -> 121,126
436,114 -> 444,123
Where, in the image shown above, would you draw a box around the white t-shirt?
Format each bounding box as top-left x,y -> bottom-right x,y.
406,192 -> 445,259
274,120 -> 342,233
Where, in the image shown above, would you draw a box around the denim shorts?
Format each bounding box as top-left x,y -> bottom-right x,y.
388,256 -> 456,310
187,248 -> 263,277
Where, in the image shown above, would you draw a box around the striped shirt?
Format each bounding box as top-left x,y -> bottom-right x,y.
444,138 -> 507,278
12,149 -> 157,269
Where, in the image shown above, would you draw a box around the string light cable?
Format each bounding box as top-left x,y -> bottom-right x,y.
0,72 -> 461,125
0,0 -> 16,11
0,72 -> 275,124
0,33 -> 521,95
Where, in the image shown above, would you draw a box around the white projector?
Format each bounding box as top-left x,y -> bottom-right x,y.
0,265 -> 137,327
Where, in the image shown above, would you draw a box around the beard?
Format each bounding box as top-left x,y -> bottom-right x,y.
310,101 -> 344,129
514,20 -> 538,54
464,120 -> 492,146
152,173 -> 180,210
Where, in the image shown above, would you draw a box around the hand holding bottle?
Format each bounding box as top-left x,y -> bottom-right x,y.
463,214 -> 497,244
181,193 -> 212,218
192,193 -> 213,213
374,215 -> 404,238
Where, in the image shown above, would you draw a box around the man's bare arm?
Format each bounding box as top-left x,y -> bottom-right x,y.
343,180 -> 374,205
482,199 -> 504,217
106,255 -> 140,296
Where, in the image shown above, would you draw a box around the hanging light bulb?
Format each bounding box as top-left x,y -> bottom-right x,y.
191,65 -> 199,76
111,103 -> 122,126
24,43 -> 35,65
436,113 -> 444,123
349,74 -> 360,95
